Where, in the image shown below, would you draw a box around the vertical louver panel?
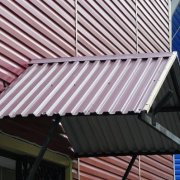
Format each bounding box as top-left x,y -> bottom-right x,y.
175,155 -> 180,180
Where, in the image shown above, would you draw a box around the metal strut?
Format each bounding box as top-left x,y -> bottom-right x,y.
140,111 -> 180,146
27,116 -> 61,180
122,155 -> 137,180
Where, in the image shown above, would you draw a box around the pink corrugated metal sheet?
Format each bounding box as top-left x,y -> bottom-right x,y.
0,52 -> 176,118
0,0 -> 76,92
1,0 -> 170,94
140,155 -> 174,179
79,155 -> 174,180
80,156 -> 139,180
137,0 -> 169,53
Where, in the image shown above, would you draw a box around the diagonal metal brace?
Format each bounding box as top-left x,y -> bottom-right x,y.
122,155 -> 137,180
140,111 -> 180,146
27,115 -> 61,180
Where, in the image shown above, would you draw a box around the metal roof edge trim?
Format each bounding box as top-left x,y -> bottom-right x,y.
30,52 -> 174,64
74,150 -> 180,158
0,111 -> 139,120
143,51 -> 178,112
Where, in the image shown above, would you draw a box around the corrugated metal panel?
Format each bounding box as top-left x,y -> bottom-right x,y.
141,56 -> 179,180
140,155 -> 174,180
0,0 -> 175,179
80,156 -> 139,180
137,0 -> 170,53
175,154 -> 180,180
0,52 -> 176,118
80,156 -> 174,180
0,0 -> 75,92
77,0 -> 136,56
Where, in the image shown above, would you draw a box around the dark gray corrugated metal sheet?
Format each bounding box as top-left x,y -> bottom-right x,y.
62,113 -> 179,157
77,0 -> 136,55
0,52 -> 179,157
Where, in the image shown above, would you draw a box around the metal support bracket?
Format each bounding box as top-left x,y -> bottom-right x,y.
139,111 -> 180,146
27,115 -> 61,180
122,155 -> 137,180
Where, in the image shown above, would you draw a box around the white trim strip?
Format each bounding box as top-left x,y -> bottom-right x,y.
143,51 -> 177,112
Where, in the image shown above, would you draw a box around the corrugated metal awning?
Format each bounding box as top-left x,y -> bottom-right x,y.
0,52 -> 179,157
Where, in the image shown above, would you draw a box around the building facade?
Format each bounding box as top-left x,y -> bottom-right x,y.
0,0 -> 177,179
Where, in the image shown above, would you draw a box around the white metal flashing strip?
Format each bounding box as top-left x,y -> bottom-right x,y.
143,51 -> 177,112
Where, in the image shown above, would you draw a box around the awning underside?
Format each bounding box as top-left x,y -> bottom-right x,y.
62,114 -> 180,157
